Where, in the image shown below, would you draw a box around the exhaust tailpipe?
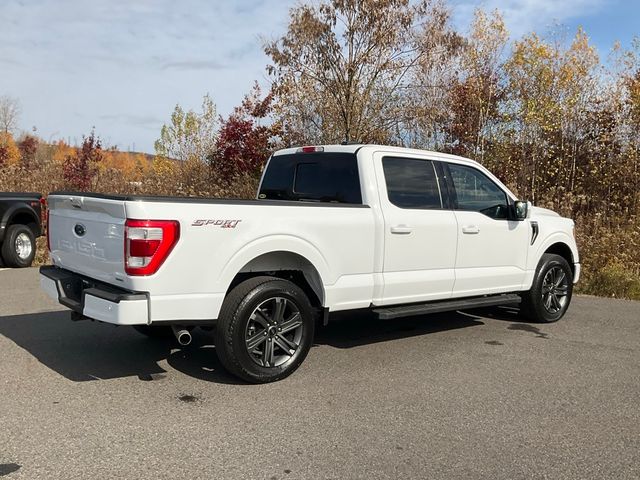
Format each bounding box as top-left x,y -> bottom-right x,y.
171,326 -> 192,346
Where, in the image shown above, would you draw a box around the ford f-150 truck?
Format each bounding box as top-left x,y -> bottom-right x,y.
1,192 -> 44,267
40,144 -> 580,382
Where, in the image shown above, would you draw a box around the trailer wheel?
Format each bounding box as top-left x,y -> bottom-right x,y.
1,224 -> 36,268
214,276 -> 315,383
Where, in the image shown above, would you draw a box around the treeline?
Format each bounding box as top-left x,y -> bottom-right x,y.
267,0 -> 640,299
266,2 -> 640,219
1,0 -> 639,298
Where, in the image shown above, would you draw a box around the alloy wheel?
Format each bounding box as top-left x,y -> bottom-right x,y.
245,296 -> 304,368
541,266 -> 569,314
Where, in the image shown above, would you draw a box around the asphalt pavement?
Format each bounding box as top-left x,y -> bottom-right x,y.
0,267 -> 638,479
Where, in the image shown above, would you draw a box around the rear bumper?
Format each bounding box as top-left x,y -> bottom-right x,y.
40,266 -> 149,325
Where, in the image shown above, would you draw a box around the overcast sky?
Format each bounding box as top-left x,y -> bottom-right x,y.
0,0 -> 638,153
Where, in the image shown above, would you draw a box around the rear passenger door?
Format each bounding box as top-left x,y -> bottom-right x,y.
375,154 -> 458,305
442,162 -> 529,296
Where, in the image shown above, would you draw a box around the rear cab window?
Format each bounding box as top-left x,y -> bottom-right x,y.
259,152 -> 362,204
381,157 -> 443,209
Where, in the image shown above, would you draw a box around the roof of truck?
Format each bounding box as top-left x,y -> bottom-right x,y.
273,144 -> 516,200
273,144 -> 482,167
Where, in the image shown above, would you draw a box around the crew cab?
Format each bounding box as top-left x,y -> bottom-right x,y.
40,145 -> 580,383
0,192 -> 44,267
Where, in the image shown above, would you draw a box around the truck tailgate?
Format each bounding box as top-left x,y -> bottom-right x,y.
48,194 -> 127,285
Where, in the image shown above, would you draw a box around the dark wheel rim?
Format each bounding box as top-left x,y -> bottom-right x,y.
245,296 -> 303,368
541,266 -> 569,314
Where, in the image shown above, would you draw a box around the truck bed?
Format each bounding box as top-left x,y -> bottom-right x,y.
0,192 -> 42,199
49,191 -> 369,208
46,191 -> 376,322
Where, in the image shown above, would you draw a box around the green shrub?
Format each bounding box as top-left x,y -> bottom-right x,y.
582,263 -> 640,300
573,215 -> 640,300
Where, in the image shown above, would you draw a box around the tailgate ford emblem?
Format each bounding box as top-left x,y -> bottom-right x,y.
74,224 -> 86,237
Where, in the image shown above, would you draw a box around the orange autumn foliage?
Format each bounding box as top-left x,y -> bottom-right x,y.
0,132 -> 20,166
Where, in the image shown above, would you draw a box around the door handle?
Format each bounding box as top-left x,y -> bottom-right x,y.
390,225 -> 413,235
462,225 -> 480,234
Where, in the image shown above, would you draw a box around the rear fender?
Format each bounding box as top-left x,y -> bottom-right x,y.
0,204 -> 41,242
218,235 -> 330,302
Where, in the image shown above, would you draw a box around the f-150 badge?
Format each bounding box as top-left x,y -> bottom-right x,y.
192,219 -> 242,228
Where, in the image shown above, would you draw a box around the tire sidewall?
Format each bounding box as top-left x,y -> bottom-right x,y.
228,280 -> 315,382
2,225 -> 35,268
531,255 -> 573,323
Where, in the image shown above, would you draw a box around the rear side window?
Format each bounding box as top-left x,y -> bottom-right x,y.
259,152 -> 362,204
382,157 -> 442,209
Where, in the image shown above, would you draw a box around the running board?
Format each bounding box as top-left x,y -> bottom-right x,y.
373,294 -> 521,320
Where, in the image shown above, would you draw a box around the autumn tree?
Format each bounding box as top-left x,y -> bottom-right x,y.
265,0 -> 447,145
503,29 -> 600,203
446,9 -> 508,161
626,45 -> 640,205
607,36 -> 640,214
154,94 -> 218,162
132,152 -> 152,181
17,134 -> 39,167
212,83 -> 277,179
0,95 -> 21,134
63,131 -> 103,190
400,1 -> 462,149
0,132 -> 20,166
629,69 -> 640,130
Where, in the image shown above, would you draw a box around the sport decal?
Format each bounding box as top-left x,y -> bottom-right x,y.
192,219 -> 242,229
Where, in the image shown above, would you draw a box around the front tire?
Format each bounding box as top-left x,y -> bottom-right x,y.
1,224 -> 36,268
521,253 -> 573,323
214,276 -> 315,383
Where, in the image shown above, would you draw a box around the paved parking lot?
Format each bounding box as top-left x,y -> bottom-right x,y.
1,267 -> 638,479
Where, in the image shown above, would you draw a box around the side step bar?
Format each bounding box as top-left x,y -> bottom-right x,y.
373,294 -> 521,320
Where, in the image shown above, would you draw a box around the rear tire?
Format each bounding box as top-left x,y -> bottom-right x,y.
1,224 -> 36,268
520,253 -> 573,323
214,276 -> 315,383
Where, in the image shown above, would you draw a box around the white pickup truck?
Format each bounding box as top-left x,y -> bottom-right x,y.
41,144 -> 580,382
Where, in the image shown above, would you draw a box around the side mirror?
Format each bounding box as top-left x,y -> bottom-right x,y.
514,200 -> 531,220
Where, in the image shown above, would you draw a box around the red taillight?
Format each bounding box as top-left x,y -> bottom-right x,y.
125,219 -> 179,276
298,145 -> 324,153
129,239 -> 161,257
46,209 -> 51,252
40,197 -> 47,221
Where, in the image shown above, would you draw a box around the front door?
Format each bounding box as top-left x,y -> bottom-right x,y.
443,162 -> 529,297
375,154 -> 458,305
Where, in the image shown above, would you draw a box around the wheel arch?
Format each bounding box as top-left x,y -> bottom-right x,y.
544,242 -> 575,274
1,205 -> 41,239
532,233 -> 577,277
218,236 -> 330,309
228,251 -> 325,308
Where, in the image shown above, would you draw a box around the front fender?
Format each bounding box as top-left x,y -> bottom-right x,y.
530,231 -> 579,270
